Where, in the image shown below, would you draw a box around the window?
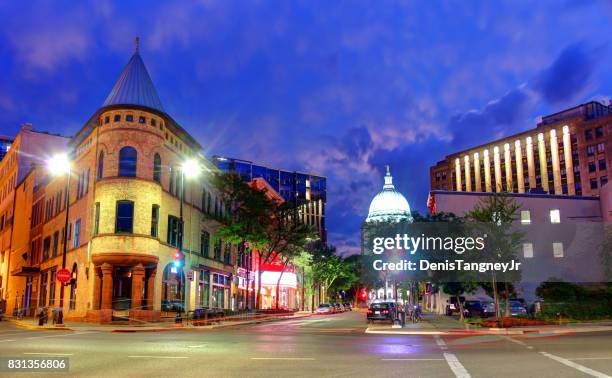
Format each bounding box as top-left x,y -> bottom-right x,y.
599,159 -> 607,171
213,239 -> 222,260
588,161 -> 596,173
139,116 -> 146,124
596,127 -> 604,138
104,116 -> 110,124
520,210 -> 531,225
94,202 -> 100,235
126,115 -> 134,122
597,143 -> 605,153
553,242 -> 564,258
151,205 -> 159,237
48,269 -> 56,306
52,231 -> 59,257
587,145 -> 595,156
115,201 -> 134,234
602,176 -> 608,186
167,216 -> 182,247
224,242 -> 232,264
590,178 -> 598,190
200,231 -> 210,257
153,154 -> 162,183
85,168 -> 90,193
523,243 -> 533,258
42,237 -> 51,260
118,146 -> 137,177
114,114 -> 121,123
585,129 -> 593,141
549,209 -> 560,224
69,263 -> 77,310
73,219 -> 81,248
169,169 -> 175,194
151,119 -> 157,127
97,151 -> 104,180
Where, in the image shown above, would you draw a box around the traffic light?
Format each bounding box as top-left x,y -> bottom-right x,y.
173,250 -> 185,268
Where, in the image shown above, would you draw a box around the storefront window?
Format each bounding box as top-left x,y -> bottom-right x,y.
212,273 -> 229,309
197,270 -> 210,308
162,264 -> 185,312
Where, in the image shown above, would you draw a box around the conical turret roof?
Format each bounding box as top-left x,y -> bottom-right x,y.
102,38 -> 164,112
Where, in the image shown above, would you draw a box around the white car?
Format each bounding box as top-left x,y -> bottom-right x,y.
316,304 -> 333,314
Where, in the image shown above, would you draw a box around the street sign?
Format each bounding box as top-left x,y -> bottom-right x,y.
186,270 -> 194,281
57,268 -> 71,283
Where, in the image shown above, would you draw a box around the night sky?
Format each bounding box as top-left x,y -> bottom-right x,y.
1,1 -> 611,255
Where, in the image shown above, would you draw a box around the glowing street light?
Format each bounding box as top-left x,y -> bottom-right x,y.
47,153 -> 71,176
181,158 -> 201,178
46,152 -> 72,326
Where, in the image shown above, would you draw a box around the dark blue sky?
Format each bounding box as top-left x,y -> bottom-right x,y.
1,0 -> 611,254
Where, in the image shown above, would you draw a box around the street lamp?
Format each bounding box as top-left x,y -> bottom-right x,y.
177,158 -> 201,314
46,153 -> 71,326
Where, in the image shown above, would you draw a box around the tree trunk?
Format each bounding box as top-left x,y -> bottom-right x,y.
504,282 -> 510,318
256,259 -> 263,310
275,268 -> 285,310
457,294 -> 465,322
492,273 -> 500,326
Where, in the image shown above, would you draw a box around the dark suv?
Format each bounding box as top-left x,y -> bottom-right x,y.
367,302 -> 395,324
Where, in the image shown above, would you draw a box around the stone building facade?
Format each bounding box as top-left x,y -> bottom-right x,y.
3,46 -> 240,323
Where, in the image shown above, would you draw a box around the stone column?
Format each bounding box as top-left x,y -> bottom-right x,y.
147,269 -> 157,310
504,143 -> 513,192
526,136 -> 536,189
483,149 -> 492,192
454,158 -> 462,191
550,129 -> 562,194
100,263 -> 114,310
474,152 -> 481,192
131,264 -> 145,310
515,140 -> 525,193
562,126 -> 575,195
493,146 -> 502,192
538,133 -> 550,193
92,267 -> 101,310
464,155 -> 471,192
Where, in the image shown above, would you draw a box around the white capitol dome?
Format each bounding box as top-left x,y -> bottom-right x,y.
366,165 -> 412,223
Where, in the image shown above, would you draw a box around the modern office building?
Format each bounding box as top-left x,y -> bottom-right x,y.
0,136 -> 13,162
212,155 -> 327,240
430,101 -> 611,197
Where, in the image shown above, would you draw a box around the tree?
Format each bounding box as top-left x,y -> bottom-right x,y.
442,282 -> 478,321
210,172 -> 315,309
465,194 -> 524,321
307,241 -> 356,303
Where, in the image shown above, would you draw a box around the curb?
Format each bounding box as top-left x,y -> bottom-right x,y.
9,319 -> 74,331
364,326 -> 612,336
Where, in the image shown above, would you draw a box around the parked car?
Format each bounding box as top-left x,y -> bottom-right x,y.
316,303 -> 333,314
334,303 -> 345,312
343,302 -> 352,311
445,296 -> 466,316
367,302 -> 395,324
482,301 -> 496,317
463,300 -> 487,317
508,300 -> 527,316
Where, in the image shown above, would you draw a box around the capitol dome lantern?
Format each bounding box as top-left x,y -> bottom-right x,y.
366,165 -> 412,223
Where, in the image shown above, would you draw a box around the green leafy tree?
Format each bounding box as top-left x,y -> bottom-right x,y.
465,194 -> 524,321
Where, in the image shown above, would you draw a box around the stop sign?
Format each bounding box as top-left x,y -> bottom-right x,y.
57,268 -> 71,283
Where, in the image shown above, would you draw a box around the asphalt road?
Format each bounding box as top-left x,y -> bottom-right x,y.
0,312 -> 611,377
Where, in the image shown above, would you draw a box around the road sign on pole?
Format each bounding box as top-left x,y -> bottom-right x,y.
57,268 -> 71,284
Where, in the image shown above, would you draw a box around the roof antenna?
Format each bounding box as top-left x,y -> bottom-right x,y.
135,36 -> 140,54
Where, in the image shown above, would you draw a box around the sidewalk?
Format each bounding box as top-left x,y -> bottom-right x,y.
6,311 -> 313,333
365,313 -> 612,335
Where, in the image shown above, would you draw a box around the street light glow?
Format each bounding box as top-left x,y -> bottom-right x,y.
47,153 -> 71,176
181,158 -> 201,178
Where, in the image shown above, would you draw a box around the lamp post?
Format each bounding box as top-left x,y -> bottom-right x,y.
177,159 -> 200,313
46,153 -> 71,326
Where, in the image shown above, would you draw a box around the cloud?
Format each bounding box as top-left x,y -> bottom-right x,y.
534,42 -> 602,105
448,85 -> 537,151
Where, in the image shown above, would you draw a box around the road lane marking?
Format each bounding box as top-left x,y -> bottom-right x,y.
434,336 -> 471,378
24,353 -> 73,356
381,358 -> 444,361
128,356 -> 189,359
569,357 -> 612,361
250,357 -> 315,361
505,336 -> 534,349
0,339 -> 16,342
186,345 -> 207,348
23,331 -> 97,340
540,352 -> 611,378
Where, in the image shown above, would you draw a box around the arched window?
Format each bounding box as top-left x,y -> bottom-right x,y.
153,154 -> 162,183
97,151 -> 104,180
118,146 -> 137,177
